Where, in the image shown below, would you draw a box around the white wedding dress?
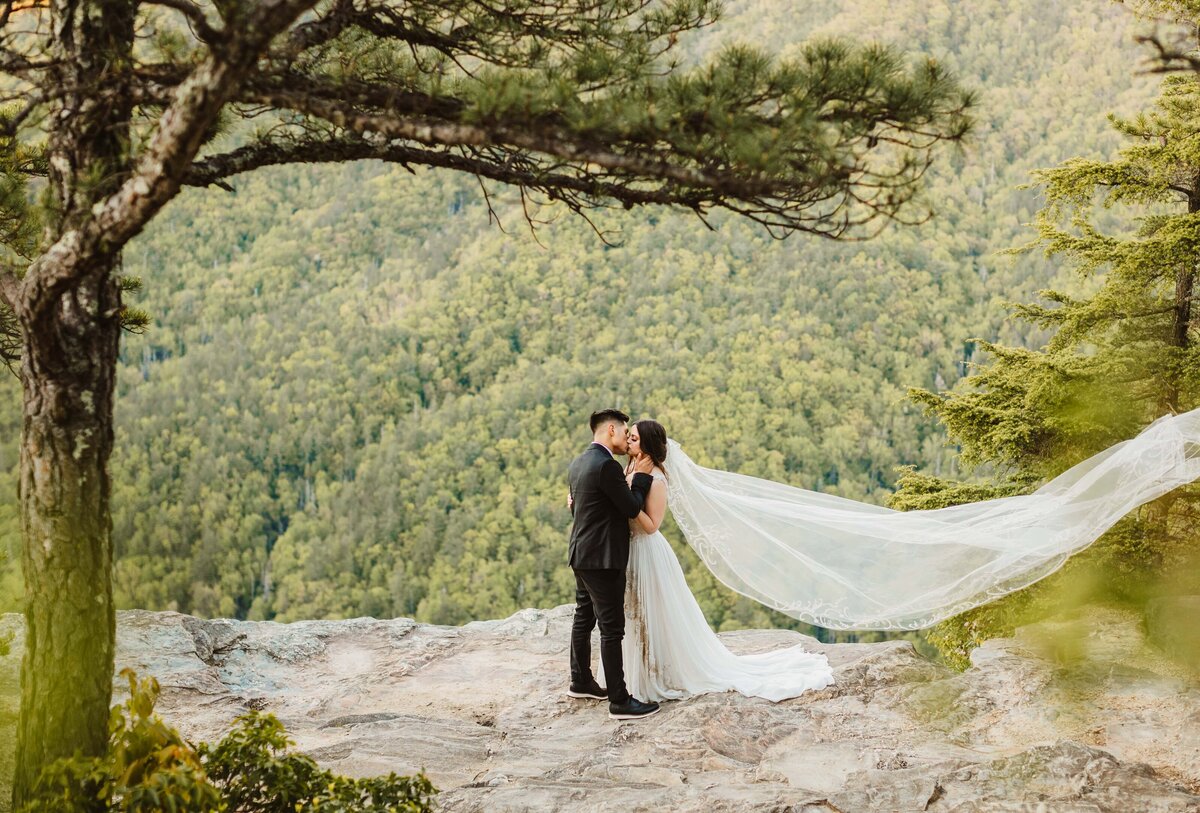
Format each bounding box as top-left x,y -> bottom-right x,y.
622,471 -> 835,703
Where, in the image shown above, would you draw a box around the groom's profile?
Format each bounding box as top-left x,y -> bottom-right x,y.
566,408 -> 660,720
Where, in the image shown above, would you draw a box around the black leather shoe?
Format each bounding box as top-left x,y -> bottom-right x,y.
608,697 -> 660,720
566,680 -> 608,700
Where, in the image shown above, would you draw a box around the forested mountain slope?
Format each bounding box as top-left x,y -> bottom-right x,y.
0,0 -> 1159,635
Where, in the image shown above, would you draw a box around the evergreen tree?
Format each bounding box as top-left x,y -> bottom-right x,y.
894,64 -> 1200,667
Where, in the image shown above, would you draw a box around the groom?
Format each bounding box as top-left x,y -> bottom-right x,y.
566,409 -> 660,720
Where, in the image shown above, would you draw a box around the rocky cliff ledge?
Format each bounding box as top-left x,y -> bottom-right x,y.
1,606 -> 1199,812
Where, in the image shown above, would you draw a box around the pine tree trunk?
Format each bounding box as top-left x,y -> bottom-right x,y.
1163,191 -> 1200,410
1157,263 -> 1197,413
11,266 -> 121,806
11,2 -> 135,802
1171,267 -> 1194,355
1140,194 -> 1200,567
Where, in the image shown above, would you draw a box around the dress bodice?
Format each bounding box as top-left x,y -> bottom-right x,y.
628,467 -> 667,539
624,465 -> 667,485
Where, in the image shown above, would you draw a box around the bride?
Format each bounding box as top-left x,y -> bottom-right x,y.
621,419 -> 835,703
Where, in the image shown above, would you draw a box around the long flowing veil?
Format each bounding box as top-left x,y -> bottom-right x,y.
662,408 -> 1200,630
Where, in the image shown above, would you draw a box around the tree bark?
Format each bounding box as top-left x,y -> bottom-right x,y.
11,0 -> 320,802
12,265 -> 122,805
12,0 -> 134,803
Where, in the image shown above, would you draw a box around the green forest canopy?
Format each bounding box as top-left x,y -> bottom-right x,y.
0,0 -> 1159,636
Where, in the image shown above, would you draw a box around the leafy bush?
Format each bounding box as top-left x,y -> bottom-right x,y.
19,669 -> 436,813
198,710 -> 435,813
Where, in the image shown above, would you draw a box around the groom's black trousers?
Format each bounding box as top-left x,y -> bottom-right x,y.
570,568 -> 630,705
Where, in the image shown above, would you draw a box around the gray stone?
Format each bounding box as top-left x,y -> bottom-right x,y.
1,605 -> 1198,812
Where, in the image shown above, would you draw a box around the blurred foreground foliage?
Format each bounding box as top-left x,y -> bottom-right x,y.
15,670 -> 436,813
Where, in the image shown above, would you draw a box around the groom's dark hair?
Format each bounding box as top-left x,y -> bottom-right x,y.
590,408 -> 630,432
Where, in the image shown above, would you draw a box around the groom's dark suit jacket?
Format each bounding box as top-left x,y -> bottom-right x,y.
568,443 -> 653,570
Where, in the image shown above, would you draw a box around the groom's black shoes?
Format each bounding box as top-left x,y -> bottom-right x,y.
608,697 -> 660,720
567,680 -> 608,700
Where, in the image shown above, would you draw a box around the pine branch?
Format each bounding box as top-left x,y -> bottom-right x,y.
1135,33 -> 1200,75
276,0 -> 357,59
0,44 -> 61,76
282,0 -> 715,70
184,136 -> 710,210
140,0 -> 224,46
238,89 -> 782,195
22,0 -> 324,319
114,17 -> 971,241
182,114 -> 877,238
146,72 -> 745,194
224,82 -> 946,238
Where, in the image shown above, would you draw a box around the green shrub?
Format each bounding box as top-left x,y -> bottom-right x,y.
197,709 -> 435,813
19,669 -> 436,813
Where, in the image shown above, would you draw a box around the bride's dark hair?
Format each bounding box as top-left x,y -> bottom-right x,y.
635,419 -> 669,477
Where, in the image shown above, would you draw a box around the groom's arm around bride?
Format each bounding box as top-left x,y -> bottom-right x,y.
566,408 -> 661,720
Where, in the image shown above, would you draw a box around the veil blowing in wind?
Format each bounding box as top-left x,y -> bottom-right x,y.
662,408 -> 1200,630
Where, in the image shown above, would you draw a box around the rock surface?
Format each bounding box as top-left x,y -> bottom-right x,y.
2,605 -> 1199,812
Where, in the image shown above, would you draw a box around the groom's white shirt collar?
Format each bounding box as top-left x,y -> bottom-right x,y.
590,441 -> 615,458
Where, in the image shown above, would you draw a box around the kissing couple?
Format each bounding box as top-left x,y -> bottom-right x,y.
565,409 -> 835,721
566,402 -> 1200,721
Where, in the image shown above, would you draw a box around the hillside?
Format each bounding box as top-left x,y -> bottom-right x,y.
0,0 -> 1161,633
